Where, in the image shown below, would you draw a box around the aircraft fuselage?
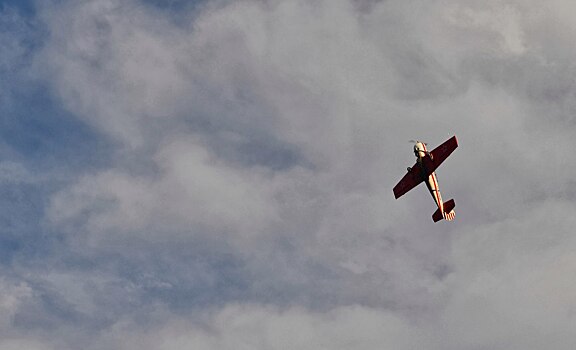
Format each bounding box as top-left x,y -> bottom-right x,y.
414,142 -> 455,221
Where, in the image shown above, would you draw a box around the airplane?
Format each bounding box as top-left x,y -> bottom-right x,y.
393,136 -> 458,222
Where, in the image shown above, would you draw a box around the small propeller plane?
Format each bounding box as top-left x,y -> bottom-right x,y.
393,136 -> 458,222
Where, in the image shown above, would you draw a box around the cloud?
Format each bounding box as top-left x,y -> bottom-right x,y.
111,304 -> 431,350
0,0 -> 576,348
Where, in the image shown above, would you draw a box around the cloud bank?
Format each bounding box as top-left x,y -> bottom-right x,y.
1,0 -> 576,348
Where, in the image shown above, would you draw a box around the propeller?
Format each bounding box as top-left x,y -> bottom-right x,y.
409,140 -> 427,145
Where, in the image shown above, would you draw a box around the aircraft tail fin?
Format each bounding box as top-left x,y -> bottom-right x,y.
432,199 -> 456,222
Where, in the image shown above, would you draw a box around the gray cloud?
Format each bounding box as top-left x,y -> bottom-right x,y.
1,0 -> 575,348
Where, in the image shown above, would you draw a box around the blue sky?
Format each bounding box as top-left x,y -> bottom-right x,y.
0,0 -> 35,15
1,0 -> 576,349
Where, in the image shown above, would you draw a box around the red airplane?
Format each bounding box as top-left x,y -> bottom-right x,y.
393,136 -> 458,222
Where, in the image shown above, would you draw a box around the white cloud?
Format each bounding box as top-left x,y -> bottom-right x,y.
0,0 -> 573,348
48,136 -> 280,245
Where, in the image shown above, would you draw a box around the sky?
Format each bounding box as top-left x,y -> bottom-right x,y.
1,0 -> 576,349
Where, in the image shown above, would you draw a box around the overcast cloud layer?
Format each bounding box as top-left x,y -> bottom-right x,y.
1,0 -> 576,348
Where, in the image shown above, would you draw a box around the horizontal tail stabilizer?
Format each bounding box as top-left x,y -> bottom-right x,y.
432,199 -> 456,222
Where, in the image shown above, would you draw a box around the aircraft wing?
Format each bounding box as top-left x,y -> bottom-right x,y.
393,164 -> 424,199
429,136 -> 458,173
